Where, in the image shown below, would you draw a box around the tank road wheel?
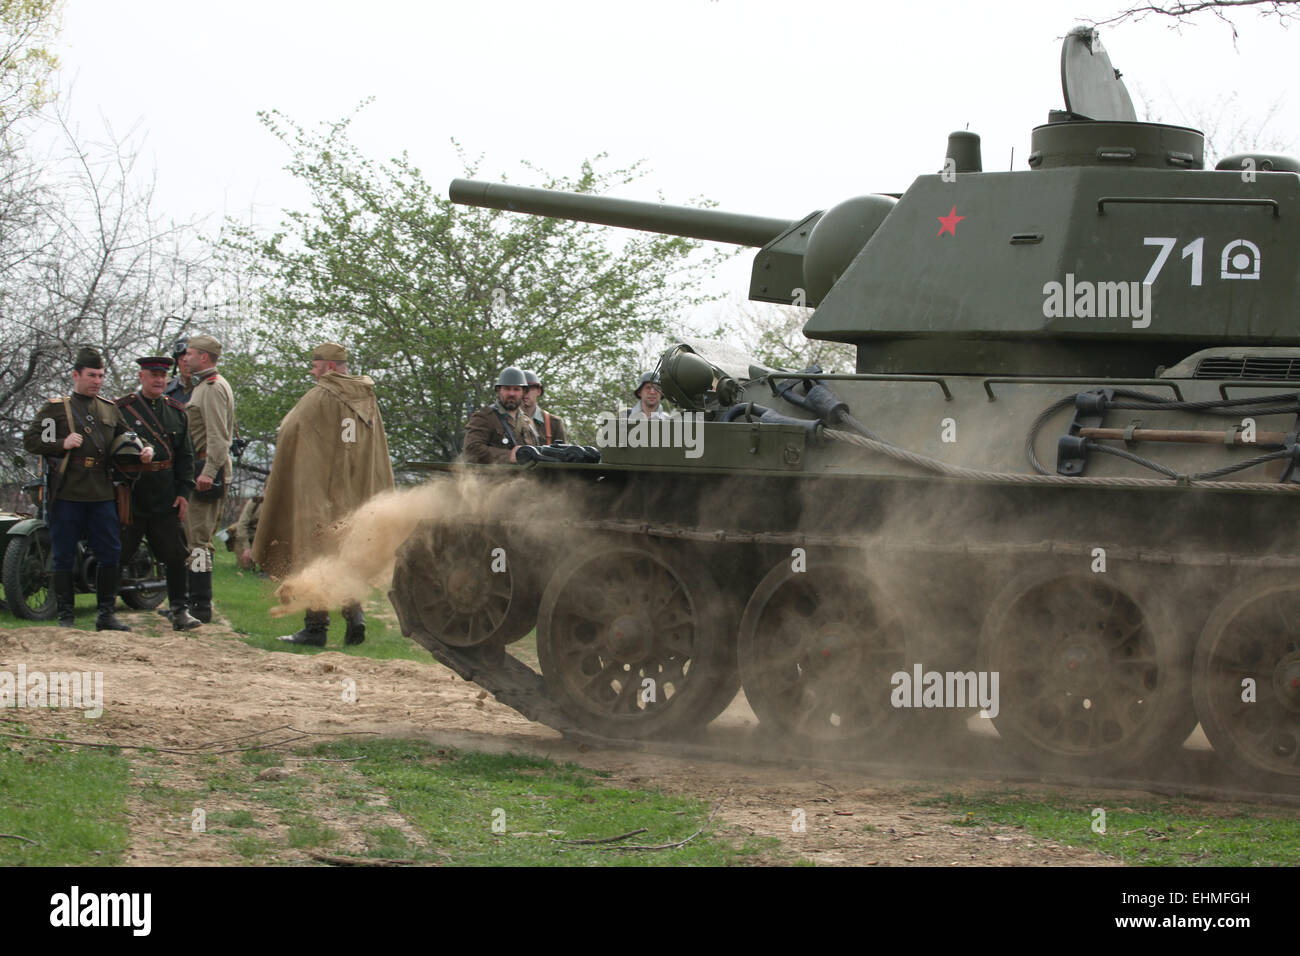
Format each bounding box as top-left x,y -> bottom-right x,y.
391,520 -> 540,652
2,527 -> 55,620
738,560 -> 909,750
1194,577 -> 1300,785
978,568 -> 1195,776
536,545 -> 739,740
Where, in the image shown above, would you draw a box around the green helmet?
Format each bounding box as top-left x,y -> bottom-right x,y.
495,366 -> 528,388
634,371 -> 661,397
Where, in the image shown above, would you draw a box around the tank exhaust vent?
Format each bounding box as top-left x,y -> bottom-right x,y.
1194,356 -> 1300,380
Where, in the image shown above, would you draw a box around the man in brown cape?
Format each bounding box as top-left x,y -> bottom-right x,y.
252,343 -> 395,646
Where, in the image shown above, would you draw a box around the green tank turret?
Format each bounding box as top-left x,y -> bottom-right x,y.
391,26 -> 1300,793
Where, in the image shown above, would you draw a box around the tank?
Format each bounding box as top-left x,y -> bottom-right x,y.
389,27 -> 1300,789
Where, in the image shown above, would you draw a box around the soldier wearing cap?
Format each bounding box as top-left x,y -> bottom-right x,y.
462,367 -> 540,464
116,356 -> 202,631
22,347 -> 155,630
253,343 -> 395,646
164,336 -> 194,404
181,333 -> 236,622
520,370 -> 567,445
628,372 -> 669,420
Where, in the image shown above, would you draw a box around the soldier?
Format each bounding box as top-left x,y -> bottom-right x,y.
116,356 -> 203,631
163,336 -> 194,404
628,372 -> 669,420
181,334 -> 235,623
462,367 -> 540,463
521,370 -> 567,445
253,343 -> 395,646
22,347 -> 155,630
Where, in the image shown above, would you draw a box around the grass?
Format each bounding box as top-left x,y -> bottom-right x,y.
308,738 -> 767,866
0,723 -> 131,864
211,547 -> 426,660
919,790 -> 1300,866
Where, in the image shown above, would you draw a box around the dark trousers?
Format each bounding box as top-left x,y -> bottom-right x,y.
120,512 -> 188,565
50,499 -> 120,571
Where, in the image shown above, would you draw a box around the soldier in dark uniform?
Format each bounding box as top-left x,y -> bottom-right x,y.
163,337 -> 194,404
22,347 -> 155,630
117,356 -> 202,631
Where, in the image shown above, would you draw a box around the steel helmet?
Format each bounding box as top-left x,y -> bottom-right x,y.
495,366 -> 529,388
523,369 -> 543,393
634,371 -> 662,398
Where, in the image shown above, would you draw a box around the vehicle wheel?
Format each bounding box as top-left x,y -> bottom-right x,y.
536,544 -> 739,739
738,558 -> 911,750
1194,576 -> 1300,785
120,542 -> 167,610
977,565 -> 1196,775
2,528 -> 55,620
392,520 -> 541,651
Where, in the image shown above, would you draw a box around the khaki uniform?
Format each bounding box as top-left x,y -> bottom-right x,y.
530,407 -> 567,444
183,366 -> 236,563
462,403 -> 539,464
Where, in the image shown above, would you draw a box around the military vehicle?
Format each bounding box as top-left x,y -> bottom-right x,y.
390,27 -> 1300,788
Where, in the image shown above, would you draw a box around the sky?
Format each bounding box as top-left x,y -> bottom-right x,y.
49,0 -> 1300,313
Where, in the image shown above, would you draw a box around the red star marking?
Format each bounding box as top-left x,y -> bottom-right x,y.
937,206 -> 965,237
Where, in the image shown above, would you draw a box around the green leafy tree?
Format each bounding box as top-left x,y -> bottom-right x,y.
224,108 -> 729,465
0,0 -> 60,138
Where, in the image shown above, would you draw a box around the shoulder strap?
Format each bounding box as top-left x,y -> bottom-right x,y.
57,398 -> 74,480
543,411 -> 552,444
494,409 -> 518,447
130,395 -> 174,459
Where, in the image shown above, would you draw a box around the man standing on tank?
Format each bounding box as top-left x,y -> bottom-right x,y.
627,372 -> 669,420
462,367 -> 540,463
117,356 -> 202,631
182,334 -> 235,623
521,370 -> 566,445
23,346 -> 154,630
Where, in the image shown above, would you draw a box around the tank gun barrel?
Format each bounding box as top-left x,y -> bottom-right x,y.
449,178 -> 795,248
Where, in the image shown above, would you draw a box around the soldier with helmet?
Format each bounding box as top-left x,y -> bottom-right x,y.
117,356 -> 202,631
164,336 -> 194,404
520,370 -> 567,445
182,333 -> 236,623
628,372 -> 669,420
22,347 -> 155,630
462,366 -> 540,463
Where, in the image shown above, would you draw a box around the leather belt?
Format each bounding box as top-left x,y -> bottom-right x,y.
74,457 -> 99,467
118,460 -> 172,473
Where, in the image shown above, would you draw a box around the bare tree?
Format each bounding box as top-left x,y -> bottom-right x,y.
0,107 -> 217,480
716,296 -> 856,374
1091,0 -> 1300,39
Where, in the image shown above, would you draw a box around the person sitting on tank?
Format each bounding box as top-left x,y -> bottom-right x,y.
626,372 -> 669,420
520,370 -> 566,445
462,366 -> 540,464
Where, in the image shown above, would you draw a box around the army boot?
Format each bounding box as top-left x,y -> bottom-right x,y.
54,569 -> 76,627
187,568 -> 213,623
343,603 -> 366,646
165,561 -> 201,631
95,566 -> 131,632
279,610 -> 328,647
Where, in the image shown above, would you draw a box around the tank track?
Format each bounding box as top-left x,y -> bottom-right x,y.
391,516 -> 1300,806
